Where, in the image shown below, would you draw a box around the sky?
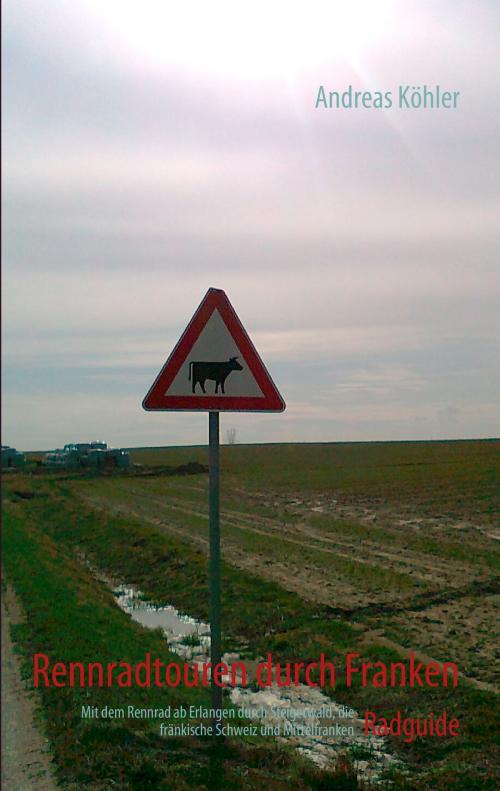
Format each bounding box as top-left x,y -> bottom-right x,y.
2,0 -> 499,450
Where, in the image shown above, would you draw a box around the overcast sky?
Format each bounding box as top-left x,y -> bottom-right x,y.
2,0 -> 499,450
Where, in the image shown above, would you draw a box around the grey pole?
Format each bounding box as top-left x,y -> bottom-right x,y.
208,411 -> 222,728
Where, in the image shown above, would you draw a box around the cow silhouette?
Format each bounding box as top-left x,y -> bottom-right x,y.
188,356 -> 243,394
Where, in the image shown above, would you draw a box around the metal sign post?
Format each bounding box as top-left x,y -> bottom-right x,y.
208,411 -> 222,722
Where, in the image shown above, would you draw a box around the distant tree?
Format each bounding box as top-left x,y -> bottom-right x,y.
226,428 -> 237,445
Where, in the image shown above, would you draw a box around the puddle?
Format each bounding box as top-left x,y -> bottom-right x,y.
112,584 -> 400,782
112,586 -> 211,661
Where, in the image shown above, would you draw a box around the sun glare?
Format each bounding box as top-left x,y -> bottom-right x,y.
86,0 -> 395,78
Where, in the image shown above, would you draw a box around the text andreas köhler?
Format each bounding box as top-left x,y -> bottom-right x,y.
316,84 -> 460,110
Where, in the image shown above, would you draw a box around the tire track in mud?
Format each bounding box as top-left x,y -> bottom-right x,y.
118,487 -> 479,588
79,494 -> 393,607
83,490 -> 465,618
323,577 -> 500,619
219,506 -> 470,583
222,483 -> 498,542
103,489 -> 427,586
140,482 -> 493,577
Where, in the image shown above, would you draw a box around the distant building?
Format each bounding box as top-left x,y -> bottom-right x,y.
43,441 -> 129,469
1,445 -> 26,468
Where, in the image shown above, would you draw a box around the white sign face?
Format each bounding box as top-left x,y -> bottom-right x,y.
166,310 -> 263,398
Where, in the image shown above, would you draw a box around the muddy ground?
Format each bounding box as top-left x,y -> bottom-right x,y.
74,470 -> 499,688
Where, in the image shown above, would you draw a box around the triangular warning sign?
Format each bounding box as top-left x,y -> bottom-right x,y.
143,288 -> 286,412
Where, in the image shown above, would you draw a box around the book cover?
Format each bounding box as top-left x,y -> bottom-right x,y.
2,2 -> 499,789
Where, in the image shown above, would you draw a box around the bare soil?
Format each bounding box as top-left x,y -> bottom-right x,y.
1,584 -> 58,790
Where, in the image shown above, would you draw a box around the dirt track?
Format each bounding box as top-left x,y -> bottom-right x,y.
1,585 -> 57,790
